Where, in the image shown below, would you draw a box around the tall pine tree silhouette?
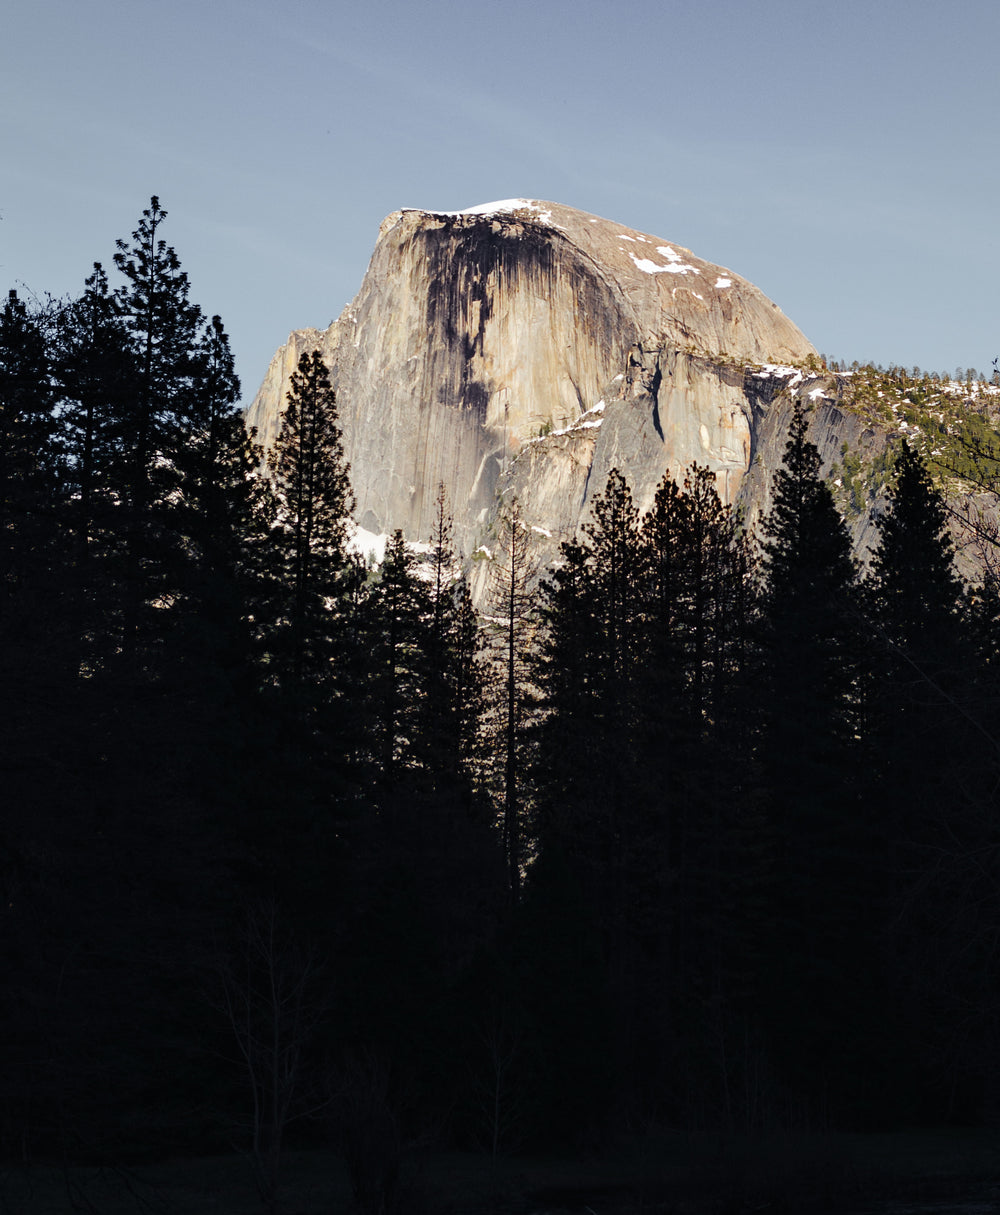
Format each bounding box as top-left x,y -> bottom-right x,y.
868,439 -> 963,670
266,349 -> 354,689
487,500 -> 537,901
113,196 -> 203,508
864,440 -> 979,1116
109,197 -> 207,663
756,402 -> 865,1119
0,289 -> 56,586
56,263 -> 133,566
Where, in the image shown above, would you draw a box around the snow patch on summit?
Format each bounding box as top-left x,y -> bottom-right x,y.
413,199 -> 556,224
630,246 -> 700,276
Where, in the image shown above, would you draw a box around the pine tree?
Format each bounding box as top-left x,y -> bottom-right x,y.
422,484 -> 461,782
755,402 -> 869,1119
0,215 -> 263,1160
638,471 -> 694,717
0,288 -> 57,584
676,464 -> 751,722
363,528 -> 432,793
173,312 -> 276,653
54,204 -> 207,645
418,484 -> 487,799
532,533 -> 593,846
637,465 -> 760,1119
0,284 -> 64,758
761,405 -> 855,621
56,263 -> 134,563
486,500 -> 537,900
534,469 -> 646,912
864,438 -> 966,785
265,348 -> 354,689
183,313 -> 244,518
758,403 -> 858,794
868,439 -> 962,661
862,441 -> 982,1113
112,196 -> 204,511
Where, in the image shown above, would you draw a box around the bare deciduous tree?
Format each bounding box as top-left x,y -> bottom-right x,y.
215,901 -> 329,1215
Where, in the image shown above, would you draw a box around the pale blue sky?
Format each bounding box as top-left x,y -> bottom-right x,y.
3,0 -> 998,395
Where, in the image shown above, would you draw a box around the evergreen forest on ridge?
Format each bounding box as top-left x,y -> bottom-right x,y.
6,198 -> 1000,1213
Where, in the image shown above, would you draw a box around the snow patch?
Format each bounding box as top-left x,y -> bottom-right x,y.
348,524 -> 389,564
416,199 -> 554,224
630,250 -> 700,276
715,276 -> 732,289
521,402 -> 606,447
347,526 -> 439,569
531,525 -> 553,538
754,364 -> 805,389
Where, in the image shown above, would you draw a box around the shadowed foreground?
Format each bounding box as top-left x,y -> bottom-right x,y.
4,1130 -> 1000,1215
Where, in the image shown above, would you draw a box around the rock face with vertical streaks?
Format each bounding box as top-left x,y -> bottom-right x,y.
246,199 -> 836,587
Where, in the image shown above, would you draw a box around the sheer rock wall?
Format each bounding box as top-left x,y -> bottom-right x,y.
247,200 -> 826,581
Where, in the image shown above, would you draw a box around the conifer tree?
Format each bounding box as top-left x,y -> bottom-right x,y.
174,312 -> 275,654
761,404 -> 855,622
54,205 -> 209,642
419,484 -> 487,798
265,349 -> 354,689
677,464 -> 751,721
532,534 -> 593,844
0,288 -> 57,583
864,438 -> 966,773
0,212 -> 264,1158
56,263 -> 134,562
868,439 -> 963,662
758,403 -> 858,787
755,402 -> 868,1118
423,484 -> 461,780
185,314 -> 243,507
486,500 -> 537,900
637,465 -> 759,1108
863,441 -> 981,1110
639,471 -> 694,711
0,286 -> 63,768
112,196 -> 204,508
533,470 -> 645,911
363,528 -> 432,793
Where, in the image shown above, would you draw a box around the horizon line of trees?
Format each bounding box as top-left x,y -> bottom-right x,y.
6,198 -> 1000,1204
816,355 -> 998,384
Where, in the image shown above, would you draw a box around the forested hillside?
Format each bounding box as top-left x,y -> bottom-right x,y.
5,200 -> 1000,1211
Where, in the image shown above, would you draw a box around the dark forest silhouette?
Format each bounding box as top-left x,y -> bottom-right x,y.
4,199 -> 1000,1211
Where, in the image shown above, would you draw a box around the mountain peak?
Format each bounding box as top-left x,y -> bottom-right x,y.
247,201 -> 820,589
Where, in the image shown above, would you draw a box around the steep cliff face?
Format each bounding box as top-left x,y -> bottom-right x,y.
247,199 -> 821,572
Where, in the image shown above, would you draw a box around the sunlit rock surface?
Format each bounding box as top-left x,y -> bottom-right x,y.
246,199 -> 823,580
